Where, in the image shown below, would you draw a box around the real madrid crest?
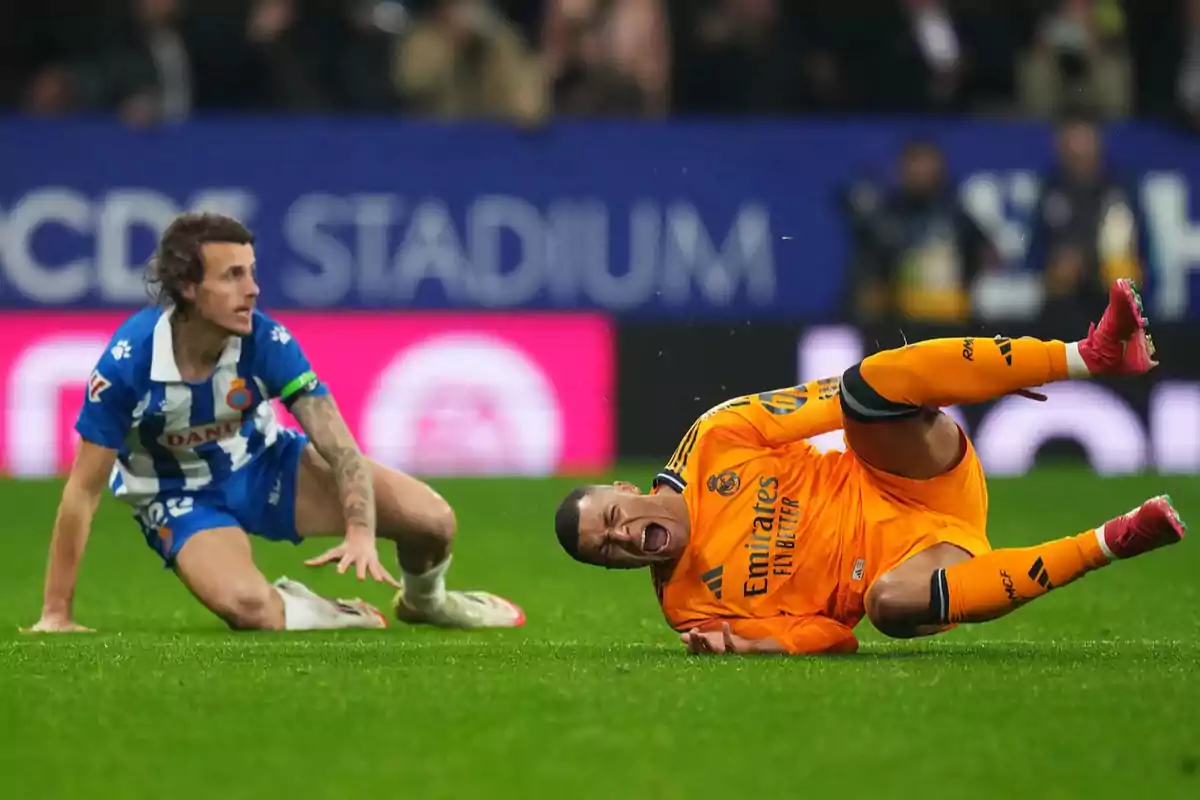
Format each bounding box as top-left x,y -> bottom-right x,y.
706,469 -> 741,497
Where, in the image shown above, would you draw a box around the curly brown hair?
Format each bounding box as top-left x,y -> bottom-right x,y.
146,212 -> 255,311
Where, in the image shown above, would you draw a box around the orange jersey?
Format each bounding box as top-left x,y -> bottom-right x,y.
651,380 -> 867,655
651,379 -> 993,655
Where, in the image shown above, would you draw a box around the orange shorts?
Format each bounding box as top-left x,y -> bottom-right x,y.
854,425 -> 993,588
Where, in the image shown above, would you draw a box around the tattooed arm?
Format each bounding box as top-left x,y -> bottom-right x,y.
290,394 -> 397,585
290,394 -> 375,534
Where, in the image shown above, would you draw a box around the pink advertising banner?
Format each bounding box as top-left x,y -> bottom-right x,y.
0,312 -> 614,477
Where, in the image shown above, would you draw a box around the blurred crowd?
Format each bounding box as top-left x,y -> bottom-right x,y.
0,0 -> 1178,330
0,0 -> 1194,128
839,115 -> 1140,331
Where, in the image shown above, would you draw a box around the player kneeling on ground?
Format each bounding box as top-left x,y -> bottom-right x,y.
554,280 -> 1186,655
26,212 -> 523,633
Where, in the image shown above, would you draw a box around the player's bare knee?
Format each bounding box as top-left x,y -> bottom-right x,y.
221,585 -> 284,631
377,489 -> 457,548
424,495 -> 457,547
865,571 -> 932,635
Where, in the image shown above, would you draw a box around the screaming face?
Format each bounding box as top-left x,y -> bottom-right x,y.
567,481 -> 691,569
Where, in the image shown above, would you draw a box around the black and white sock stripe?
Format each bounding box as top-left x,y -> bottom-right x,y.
930,568 -> 951,624
839,364 -> 922,424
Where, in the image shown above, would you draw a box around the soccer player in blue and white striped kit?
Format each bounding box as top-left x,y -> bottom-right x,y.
27,212 -> 524,633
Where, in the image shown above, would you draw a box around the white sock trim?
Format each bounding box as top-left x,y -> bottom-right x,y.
274,580 -> 386,630
402,555 -> 451,607
1065,342 -> 1091,379
1095,524 -> 1116,561
275,585 -> 330,630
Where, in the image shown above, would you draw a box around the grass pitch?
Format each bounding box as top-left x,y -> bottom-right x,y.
1,467 -> 1198,799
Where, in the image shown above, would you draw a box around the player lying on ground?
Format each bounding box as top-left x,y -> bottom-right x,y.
554,279 -> 1187,655
26,212 -> 523,633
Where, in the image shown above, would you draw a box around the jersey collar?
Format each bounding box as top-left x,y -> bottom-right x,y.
150,306 -> 243,382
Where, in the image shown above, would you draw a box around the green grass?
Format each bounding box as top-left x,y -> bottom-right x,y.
1,467 -> 1199,799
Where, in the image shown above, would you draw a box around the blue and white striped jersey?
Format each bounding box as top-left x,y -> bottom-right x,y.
74,306 -> 328,504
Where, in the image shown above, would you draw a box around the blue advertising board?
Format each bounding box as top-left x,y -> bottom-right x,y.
2,118 -> 1200,318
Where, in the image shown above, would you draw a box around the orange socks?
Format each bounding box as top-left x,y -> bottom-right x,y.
841,334 -> 1113,626
844,336 -> 1084,415
931,531 -> 1111,624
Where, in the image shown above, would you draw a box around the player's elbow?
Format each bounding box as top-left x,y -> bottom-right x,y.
781,638 -> 860,656
790,624 -> 861,655
57,477 -> 103,523
65,441 -> 117,504
822,635 -> 860,655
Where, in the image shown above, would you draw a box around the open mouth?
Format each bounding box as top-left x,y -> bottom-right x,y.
641,523 -> 669,555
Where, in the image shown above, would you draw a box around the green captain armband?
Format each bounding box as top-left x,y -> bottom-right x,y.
280,370 -> 321,404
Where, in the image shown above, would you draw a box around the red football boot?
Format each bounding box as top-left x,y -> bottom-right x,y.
1097,495 -> 1188,561
1076,279 -> 1157,376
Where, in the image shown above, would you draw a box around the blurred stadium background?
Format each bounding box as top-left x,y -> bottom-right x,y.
3,2 -> 1200,799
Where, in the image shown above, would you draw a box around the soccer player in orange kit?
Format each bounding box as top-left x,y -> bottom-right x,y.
553,280 -> 1188,655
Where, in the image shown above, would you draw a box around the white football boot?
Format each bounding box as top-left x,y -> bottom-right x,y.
393,590 -> 525,629
274,577 -> 388,630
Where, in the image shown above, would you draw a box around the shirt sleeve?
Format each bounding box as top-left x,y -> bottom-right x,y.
716,380 -> 846,447
74,355 -> 136,451
256,319 -> 331,407
654,378 -> 846,492
726,615 -> 859,655
659,378 -> 846,480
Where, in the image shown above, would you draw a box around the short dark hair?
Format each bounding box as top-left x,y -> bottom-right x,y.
146,212 -> 254,312
554,486 -> 593,563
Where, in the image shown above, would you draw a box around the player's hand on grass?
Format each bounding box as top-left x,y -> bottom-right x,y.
22,614 -> 94,634
681,622 -> 757,655
304,526 -> 401,588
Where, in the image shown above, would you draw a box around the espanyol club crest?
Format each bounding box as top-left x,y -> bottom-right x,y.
225,378 -> 253,411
